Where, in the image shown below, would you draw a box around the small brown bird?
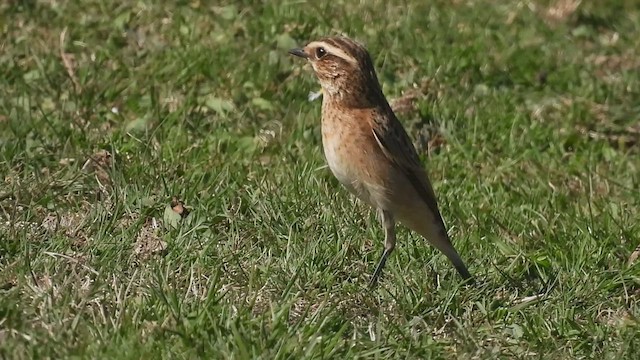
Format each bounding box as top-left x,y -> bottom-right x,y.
289,36 -> 472,287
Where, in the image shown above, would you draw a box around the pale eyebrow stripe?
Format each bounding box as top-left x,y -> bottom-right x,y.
307,41 -> 358,64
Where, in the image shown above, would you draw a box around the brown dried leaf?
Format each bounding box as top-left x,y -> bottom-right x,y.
576,125 -> 640,149
84,150 -> 112,169
628,244 -> 640,266
389,78 -> 441,117
589,53 -> 640,72
170,196 -> 190,218
390,91 -> 420,117
82,150 -> 113,185
427,133 -> 448,153
543,0 -> 582,23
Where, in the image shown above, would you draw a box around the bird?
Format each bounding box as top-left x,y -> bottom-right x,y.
288,36 -> 472,288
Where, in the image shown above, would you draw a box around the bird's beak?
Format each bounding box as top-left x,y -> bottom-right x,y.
288,48 -> 308,59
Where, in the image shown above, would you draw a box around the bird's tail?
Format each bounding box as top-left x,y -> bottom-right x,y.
433,236 -> 473,282
404,215 -> 473,282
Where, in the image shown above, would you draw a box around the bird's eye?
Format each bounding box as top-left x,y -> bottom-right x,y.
315,47 -> 327,59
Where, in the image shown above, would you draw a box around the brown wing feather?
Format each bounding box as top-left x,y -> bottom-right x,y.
370,108 -> 451,240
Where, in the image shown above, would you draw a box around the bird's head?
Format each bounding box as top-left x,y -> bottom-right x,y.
289,36 -> 384,107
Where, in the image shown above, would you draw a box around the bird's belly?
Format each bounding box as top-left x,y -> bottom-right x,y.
325,149 -> 358,192
322,133 -> 380,207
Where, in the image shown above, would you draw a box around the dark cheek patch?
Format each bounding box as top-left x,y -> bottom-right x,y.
317,57 -> 350,77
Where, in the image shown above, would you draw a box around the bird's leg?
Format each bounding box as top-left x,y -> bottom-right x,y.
369,210 -> 396,288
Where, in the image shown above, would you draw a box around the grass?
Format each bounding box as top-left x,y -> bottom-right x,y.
1,0 -> 639,358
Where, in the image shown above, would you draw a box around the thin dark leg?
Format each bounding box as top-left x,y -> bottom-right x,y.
369,248 -> 390,288
368,210 -> 396,288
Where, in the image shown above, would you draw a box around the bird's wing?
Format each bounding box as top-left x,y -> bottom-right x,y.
370,108 -> 449,235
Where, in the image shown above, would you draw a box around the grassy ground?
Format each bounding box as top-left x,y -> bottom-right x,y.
1,0 -> 639,358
